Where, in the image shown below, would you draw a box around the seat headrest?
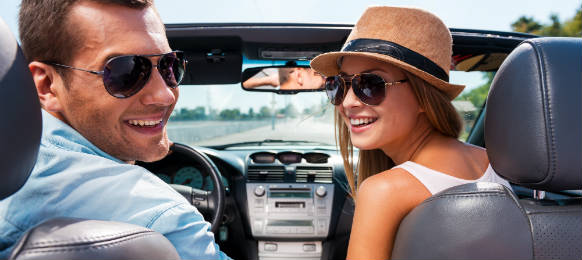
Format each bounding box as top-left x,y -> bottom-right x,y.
0,18 -> 42,199
485,37 -> 581,192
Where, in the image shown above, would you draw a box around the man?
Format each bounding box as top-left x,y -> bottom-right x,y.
0,0 -> 230,259
278,67 -> 324,90
242,67 -> 324,90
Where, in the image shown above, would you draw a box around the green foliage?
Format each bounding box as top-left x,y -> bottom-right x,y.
511,6 -> 582,36
219,108 -> 241,120
563,6 -> 582,36
171,106 -> 207,121
511,16 -> 543,33
456,72 -> 494,110
278,104 -> 299,118
259,106 -> 271,118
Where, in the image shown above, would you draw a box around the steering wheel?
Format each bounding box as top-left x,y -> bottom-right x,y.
163,143 -> 226,234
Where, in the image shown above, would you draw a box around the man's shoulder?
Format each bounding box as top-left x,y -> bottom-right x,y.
36,140 -> 134,176
5,140 -> 190,231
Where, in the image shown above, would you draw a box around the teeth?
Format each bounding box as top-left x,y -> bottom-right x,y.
128,119 -> 162,127
350,117 -> 376,126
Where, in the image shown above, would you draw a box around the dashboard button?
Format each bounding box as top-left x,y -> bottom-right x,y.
264,243 -> 277,252
315,186 -> 327,197
303,243 -> 316,252
253,220 -> 263,231
254,185 -> 266,197
254,198 -> 264,208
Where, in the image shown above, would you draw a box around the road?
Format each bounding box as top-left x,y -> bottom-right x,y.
167,116 -> 335,147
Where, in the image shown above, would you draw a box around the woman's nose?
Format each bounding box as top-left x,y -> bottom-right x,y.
342,86 -> 363,109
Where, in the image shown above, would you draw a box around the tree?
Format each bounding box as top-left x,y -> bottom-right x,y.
511,16 -> 543,34
456,72 -> 494,110
278,104 -> 299,118
563,7 -> 582,36
219,108 -> 241,120
170,106 -> 207,121
511,7 -> 582,37
258,106 -> 271,119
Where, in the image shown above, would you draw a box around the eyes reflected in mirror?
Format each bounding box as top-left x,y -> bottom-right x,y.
242,67 -> 325,92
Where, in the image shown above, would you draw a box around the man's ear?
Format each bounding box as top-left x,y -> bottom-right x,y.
28,61 -> 65,112
295,69 -> 304,86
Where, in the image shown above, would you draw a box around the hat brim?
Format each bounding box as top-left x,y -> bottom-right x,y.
310,51 -> 465,100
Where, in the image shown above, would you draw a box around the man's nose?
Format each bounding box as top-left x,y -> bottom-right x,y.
139,68 -> 177,106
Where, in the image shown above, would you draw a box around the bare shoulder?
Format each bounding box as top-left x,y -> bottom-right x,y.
462,142 -> 490,167
347,168 -> 433,259
415,137 -> 490,179
356,168 -> 431,210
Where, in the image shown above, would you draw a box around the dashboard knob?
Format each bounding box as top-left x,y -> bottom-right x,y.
254,185 -> 266,197
315,186 -> 327,197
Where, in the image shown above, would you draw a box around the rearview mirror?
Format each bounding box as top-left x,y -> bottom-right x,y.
241,66 -> 325,94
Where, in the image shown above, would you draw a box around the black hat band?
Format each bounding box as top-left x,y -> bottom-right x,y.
342,38 -> 449,82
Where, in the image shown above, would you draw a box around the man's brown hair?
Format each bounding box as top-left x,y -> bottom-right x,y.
19,0 -> 152,64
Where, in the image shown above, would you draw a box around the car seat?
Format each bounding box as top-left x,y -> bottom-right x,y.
391,37 -> 582,259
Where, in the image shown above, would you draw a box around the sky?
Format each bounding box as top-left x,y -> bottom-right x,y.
1,0 -> 580,111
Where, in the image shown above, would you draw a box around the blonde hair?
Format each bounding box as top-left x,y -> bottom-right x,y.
336,71 -> 462,196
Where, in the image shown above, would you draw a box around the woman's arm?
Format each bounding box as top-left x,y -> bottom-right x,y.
346,169 -> 431,260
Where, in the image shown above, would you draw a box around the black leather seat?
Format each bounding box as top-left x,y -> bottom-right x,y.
391,37 -> 582,259
0,18 -> 180,260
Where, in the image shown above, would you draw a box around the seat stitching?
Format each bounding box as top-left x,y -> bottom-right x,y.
19,232 -> 159,255
28,229 -> 152,247
422,193 -> 508,203
531,40 -> 558,187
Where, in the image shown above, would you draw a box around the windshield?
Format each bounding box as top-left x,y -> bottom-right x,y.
167,59 -> 491,147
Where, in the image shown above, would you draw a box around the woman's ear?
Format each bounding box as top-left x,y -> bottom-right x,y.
28,61 -> 65,112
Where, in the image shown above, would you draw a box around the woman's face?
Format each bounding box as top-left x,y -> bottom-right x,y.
338,56 -> 423,150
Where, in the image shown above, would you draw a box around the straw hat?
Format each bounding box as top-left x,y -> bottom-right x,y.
310,6 -> 465,100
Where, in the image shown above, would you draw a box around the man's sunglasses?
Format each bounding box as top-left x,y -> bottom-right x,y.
325,73 -> 408,106
45,51 -> 187,98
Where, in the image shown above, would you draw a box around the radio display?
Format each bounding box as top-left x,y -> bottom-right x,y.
269,191 -> 311,198
268,220 -> 313,227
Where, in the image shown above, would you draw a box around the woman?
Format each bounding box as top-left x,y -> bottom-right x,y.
310,6 -> 511,259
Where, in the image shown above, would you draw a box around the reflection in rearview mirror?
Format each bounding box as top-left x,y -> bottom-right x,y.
242,67 -> 325,92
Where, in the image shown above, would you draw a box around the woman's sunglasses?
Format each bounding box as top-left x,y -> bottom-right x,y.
45,51 -> 187,98
325,73 -> 408,106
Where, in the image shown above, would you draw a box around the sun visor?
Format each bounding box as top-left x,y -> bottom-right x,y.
169,37 -> 242,85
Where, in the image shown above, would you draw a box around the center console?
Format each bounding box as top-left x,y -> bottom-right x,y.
246,183 -> 334,260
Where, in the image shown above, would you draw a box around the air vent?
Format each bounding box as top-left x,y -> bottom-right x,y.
247,166 -> 285,182
295,166 -> 333,183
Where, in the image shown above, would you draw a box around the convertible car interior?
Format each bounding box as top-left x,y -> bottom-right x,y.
1,16 -> 580,260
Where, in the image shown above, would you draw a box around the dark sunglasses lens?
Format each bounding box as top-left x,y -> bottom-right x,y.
325,76 -> 344,105
103,56 -> 151,98
353,73 -> 385,105
159,52 -> 185,88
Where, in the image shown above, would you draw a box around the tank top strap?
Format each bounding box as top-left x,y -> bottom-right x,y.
393,161 -> 512,195
393,161 -> 469,195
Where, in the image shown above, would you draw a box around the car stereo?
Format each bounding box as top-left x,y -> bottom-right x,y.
246,183 -> 334,239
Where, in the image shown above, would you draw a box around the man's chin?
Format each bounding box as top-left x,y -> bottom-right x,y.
116,141 -> 171,163
135,146 -> 170,162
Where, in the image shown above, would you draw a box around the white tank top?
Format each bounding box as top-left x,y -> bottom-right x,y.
394,161 -> 512,195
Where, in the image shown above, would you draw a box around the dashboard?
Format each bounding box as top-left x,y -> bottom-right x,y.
138,151 -> 229,192
139,145 -> 354,260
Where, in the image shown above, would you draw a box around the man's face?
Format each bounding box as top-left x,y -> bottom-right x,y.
55,2 -> 178,162
301,68 -> 325,90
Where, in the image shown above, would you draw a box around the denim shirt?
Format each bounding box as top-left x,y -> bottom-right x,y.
0,110 -> 230,259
